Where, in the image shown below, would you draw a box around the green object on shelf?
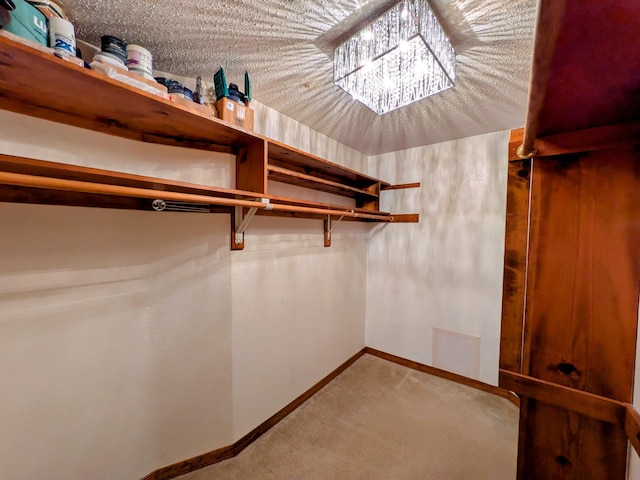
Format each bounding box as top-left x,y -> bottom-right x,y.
214,66 -> 228,101
214,66 -> 253,104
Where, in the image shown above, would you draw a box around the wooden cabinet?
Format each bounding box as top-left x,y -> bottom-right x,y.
0,33 -> 418,249
498,1 -> 640,478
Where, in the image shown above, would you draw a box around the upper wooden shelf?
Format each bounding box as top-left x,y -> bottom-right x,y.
0,34 -> 260,153
267,140 -> 389,190
536,0 -> 640,137
516,0 -> 640,160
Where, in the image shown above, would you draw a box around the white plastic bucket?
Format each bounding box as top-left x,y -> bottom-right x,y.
48,17 -> 75,56
126,44 -> 152,76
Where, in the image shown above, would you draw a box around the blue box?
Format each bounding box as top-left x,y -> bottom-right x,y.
0,0 -> 48,46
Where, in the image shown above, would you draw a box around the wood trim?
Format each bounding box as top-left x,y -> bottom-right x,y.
499,159 -> 532,372
324,218 -> 332,247
388,213 -> 420,223
364,347 -> 520,407
236,140 -> 268,194
625,404 -> 640,457
508,122 -> 640,161
141,349 -> 367,480
498,370 -> 626,425
381,182 -> 421,191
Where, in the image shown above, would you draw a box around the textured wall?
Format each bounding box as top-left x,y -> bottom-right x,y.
233,101 -> 369,439
63,0 -> 535,155
0,108 -> 367,479
366,131 -> 508,385
230,226 -> 368,439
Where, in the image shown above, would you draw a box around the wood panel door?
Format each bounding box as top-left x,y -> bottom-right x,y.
500,146 -> 640,480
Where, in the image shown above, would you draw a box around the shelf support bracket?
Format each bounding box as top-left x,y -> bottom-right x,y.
233,198 -> 271,249
324,214 -> 346,248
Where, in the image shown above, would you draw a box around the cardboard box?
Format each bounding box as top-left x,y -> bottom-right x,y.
215,98 -> 254,131
171,95 -> 216,118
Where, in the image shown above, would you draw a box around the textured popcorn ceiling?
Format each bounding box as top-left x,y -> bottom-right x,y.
64,0 -> 536,156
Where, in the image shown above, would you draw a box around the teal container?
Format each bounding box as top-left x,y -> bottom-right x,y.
0,0 -> 48,46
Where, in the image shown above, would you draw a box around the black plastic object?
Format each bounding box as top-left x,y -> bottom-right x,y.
227,83 -> 243,103
100,35 -> 127,63
244,71 -> 252,102
0,0 -> 16,11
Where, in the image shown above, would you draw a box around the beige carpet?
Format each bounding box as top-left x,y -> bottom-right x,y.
177,354 -> 518,480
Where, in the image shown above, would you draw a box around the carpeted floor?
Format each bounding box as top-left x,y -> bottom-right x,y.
177,354 -> 518,480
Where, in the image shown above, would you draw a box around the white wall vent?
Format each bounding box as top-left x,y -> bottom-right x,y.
433,328 -> 481,380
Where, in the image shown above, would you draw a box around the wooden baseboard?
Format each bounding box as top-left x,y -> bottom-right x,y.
364,347 -> 520,408
142,347 -> 519,480
141,348 -> 367,480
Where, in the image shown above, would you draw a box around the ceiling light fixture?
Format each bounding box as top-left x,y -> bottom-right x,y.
334,0 -> 455,115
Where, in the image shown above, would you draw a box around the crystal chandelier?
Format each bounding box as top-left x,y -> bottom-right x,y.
334,0 -> 455,115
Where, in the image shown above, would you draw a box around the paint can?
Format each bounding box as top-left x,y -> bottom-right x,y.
48,16 -> 75,56
182,87 -> 193,102
100,35 -> 127,66
126,44 -> 152,77
92,51 -> 128,71
154,77 -> 171,88
168,84 -> 184,99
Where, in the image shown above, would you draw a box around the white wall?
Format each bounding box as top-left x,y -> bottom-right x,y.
366,131 -> 509,385
0,107 -> 368,479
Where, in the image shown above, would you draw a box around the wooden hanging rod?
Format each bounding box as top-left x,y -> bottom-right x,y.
0,171 -> 395,222
517,0 -> 567,159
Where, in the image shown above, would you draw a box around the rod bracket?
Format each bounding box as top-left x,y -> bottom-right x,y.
234,198 -> 270,244
324,213 -> 349,247
517,144 -> 537,159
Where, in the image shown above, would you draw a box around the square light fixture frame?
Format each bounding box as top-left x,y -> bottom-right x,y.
333,0 -> 455,115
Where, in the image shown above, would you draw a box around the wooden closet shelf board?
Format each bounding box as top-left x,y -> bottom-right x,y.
268,140 -> 389,188
508,122 -> 640,161
268,165 -> 379,199
536,0 -> 640,136
0,35 -> 259,151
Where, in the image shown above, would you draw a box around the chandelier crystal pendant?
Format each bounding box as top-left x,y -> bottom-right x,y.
334,0 -> 455,115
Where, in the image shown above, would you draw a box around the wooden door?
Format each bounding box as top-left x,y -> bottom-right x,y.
499,145 -> 640,479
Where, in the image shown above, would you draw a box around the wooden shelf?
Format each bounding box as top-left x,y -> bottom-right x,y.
268,165 -> 379,199
268,140 -> 388,190
0,34 -> 419,248
0,155 -> 409,224
515,0 -> 640,157
0,33 -> 260,154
